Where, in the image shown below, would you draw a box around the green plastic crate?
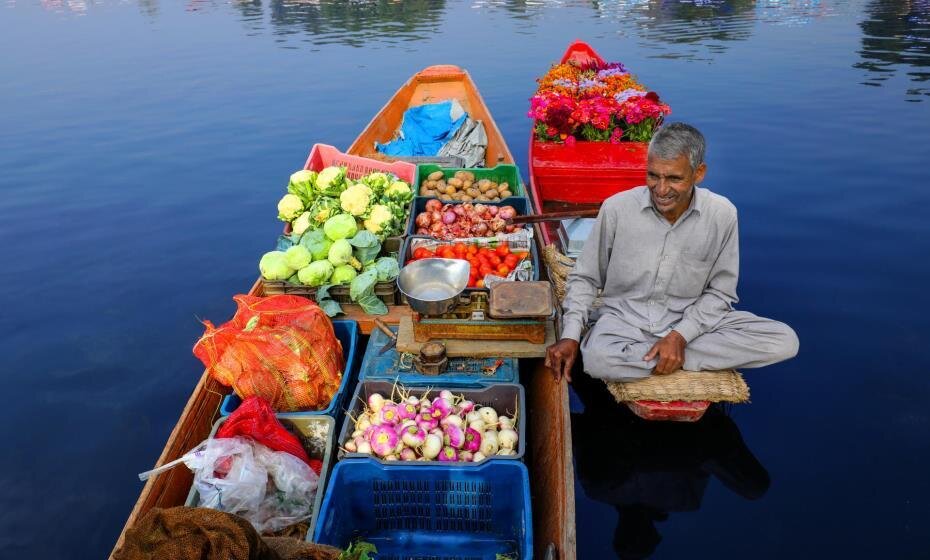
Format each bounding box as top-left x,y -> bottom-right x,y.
413,163 -> 525,200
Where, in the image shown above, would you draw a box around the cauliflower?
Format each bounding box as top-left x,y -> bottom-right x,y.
277,193 -> 304,222
363,204 -> 394,237
361,172 -> 391,198
384,180 -> 413,204
288,170 -> 317,206
315,166 -> 347,197
340,183 -> 373,217
292,211 -> 313,235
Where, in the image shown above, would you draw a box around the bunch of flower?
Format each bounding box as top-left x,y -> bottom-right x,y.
528,58 -> 670,144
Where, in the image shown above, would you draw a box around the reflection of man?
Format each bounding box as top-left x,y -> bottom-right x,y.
547,123 -> 798,382
571,374 -> 770,559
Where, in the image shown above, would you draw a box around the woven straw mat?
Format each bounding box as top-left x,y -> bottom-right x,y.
606,369 -> 749,403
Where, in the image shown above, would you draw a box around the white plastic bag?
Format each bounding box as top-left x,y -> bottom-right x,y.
139,436 -> 319,533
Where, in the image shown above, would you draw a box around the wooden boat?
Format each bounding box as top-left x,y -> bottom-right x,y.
348,65 -> 515,168
525,41 -> 710,423
111,68 -> 576,560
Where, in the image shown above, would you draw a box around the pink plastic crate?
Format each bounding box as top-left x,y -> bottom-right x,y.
303,143 -> 416,183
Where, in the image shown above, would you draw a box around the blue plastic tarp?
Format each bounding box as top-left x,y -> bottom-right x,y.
376,100 -> 466,157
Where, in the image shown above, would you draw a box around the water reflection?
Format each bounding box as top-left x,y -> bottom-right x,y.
266,0 -> 447,47
856,0 -> 930,100
572,375 -> 769,559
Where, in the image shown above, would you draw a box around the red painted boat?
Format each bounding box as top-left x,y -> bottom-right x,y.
526,41 -> 710,422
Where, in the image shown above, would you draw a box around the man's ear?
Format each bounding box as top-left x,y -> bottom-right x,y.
694,162 -> 707,185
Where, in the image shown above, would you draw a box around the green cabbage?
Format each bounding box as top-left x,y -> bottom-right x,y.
350,269 -> 388,315
299,229 -> 333,261
373,256 -> 400,282
323,213 -> 359,241
328,238 -> 362,269
297,260 -> 334,286
284,245 -> 312,270
315,166 -> 348,197
331,264 -> 358,285
259,251 -> 293,281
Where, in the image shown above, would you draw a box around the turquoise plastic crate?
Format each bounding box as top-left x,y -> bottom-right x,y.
360,325 -> 517,387
312,458 -> 532,559
220,320 -> 360,420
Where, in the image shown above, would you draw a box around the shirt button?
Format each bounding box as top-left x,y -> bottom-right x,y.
648,300 -> 654,305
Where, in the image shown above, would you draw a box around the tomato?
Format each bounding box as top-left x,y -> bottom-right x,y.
512,251 -> 529,262
467,244 -> 479,255
467,278 -> 477,288
497,264 -> 511,276
478,247 -> 494,258
479,264 -> 494,277
477,254 -> 490,267
504,254 -> 519,268
476,279 -> 485,289
438,246 -> 455,259
495,243 -> 510,256
488,254 -> 502,267
467,257 -> 480,270
453,242 -> 467,256
413,247 -> 430,259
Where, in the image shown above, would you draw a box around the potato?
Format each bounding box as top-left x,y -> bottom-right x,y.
485,188 -> 499,199
454,171 -> 468,180
425,189 -> 438,197
476,195 -> 490,202
435,181 -> 447,191
478,182 -> 492,193
477,179 -> 490,189
466,187 -> 481,198
487,181 -> 499,190
448,178 -> 463,188
462,180 -> 473,190
491,196 -> 501,202
498,182 -> 509,192
464,172 -> 475,181
461,195 -> 473,202
420,185 -> 432,195
428,171 -> 444,181
450,192 -> 462,201
499,189 -> 513,198
444,185 -> 458,195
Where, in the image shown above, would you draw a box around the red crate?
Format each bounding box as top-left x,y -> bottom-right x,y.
303,143 -> 416,183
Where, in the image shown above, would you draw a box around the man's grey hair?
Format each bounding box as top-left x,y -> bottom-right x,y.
648,122 -> 706,170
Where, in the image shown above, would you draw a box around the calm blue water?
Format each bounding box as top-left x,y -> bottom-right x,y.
1,0 -> 929,558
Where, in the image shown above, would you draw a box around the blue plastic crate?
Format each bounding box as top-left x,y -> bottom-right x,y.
405,196 -> 531,237
360,325 -> 517,387
312,459 -> 532,559
220,320 -> 360,419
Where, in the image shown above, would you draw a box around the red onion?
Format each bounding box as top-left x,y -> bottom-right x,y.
416,227 -> 429,235
452,205 -> 466,217
425,199 -> 443,212
429,222 -> 443,233
415,212 -> 431,228
487,206 -> 499,217
504,225 -> 516,233
497,206 -> 516,220
473,203 -> 488,215
442,211 -> 457,225
490,218 -> 506,232
430,210 -> 442,223
471,222 -> 489,236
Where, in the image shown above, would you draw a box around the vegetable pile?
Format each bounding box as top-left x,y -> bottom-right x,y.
279,167 -> 414,240
414,199 -> 522,239
344,388 -> 519,463
260,220 -> 400,316
419,170 -> 515,202
408,241 -> 529,289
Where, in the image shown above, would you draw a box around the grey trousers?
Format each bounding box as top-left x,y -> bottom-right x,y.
580,310 -> 799,382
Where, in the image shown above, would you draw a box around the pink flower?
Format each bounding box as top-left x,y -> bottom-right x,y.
565,136 -> 577,147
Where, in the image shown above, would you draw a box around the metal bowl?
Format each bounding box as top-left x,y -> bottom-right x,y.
398,258 -> 471,315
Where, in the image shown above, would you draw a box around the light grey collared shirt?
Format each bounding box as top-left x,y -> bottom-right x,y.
561,185 -> 739,343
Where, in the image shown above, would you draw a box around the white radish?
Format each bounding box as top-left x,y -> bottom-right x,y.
385,454 -> 398,461
499,416 -> 514,429
466,411 -> 483,424
472,452 -> 487,462
344,440 -> 357,453
478,406 -> 498,426
422,434 -> 442,459
496,448 -> 515,456
351,429 -> 363,439
498,428 -> 519,450
469,420 -> 486,433
357,441 -> 372,455
480,431 -> 500,456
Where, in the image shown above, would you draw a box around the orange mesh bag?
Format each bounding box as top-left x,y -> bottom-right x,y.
193,294 -> 344,412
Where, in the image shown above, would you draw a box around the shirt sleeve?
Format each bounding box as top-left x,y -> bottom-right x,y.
673,212 -> 740,343
560,205 -> 615,342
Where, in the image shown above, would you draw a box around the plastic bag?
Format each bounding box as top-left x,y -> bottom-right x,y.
216,396 -> 322,475
193,295 -> 344,412
140,437 -> 320,534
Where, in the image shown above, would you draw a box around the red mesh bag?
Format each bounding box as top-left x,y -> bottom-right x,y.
193,294 -> 344,412
216,396 -> 322,475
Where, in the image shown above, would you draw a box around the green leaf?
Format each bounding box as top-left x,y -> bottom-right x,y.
314,284 -> 343,317
356,293 -> 388,315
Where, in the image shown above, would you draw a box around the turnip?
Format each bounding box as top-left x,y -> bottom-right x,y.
400,448 -> 417,461
480,431 -> 500,456
463,428 -> 482,452
472,452 -> 487,463
498,428 -> 519,450
496,448 -> 515,456
406,396 -> 420,406
351,429 -> 363,439
458,400 -> 475,415
379,404 -> 399,425
469,420 -> 486,432
421,434 -> 442,459
438,446 -> 458,462
439,390 -> 454,402
356,415 -> 372,432
466,411 -> 483,424
344,440 -> 358,453
370,425 -> 398,457
398,403 -> 418,421
401,425 -> 426,448
357,441 -> 372,455
499,416 -> 513,429
478,406 -> 498,426
368,393 -> 386,413
459,451 -> 474,462
385,454 -> 398,461
440,414 -> 463,428
443,425 -> 465,449
430,399 -> 453,419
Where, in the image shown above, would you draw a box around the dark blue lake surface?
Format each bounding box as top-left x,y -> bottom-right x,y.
1,0 -> 929,558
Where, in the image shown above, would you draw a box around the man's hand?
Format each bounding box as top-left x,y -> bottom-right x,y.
545,338 -> 580,383
644,330 -> 687,375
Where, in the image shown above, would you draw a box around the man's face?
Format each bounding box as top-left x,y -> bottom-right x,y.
646,154 -> 706,221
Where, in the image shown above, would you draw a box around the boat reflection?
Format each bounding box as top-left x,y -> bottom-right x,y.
571,374 -> 769,559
